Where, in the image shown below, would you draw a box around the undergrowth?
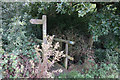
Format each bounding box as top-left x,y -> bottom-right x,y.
58,63 -> 118,78
2,35 -> 65,78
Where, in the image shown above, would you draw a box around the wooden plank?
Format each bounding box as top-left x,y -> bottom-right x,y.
36,38 -> 75,45
30,19 -> 43,24
65,43 -> 68,69
66,55 -> 74,61
54,38 -> 75,45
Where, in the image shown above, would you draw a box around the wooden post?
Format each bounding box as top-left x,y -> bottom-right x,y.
30,15 -> 47,77
65,43 -> 68,69
41,15 -> 48,77
42,15 -> 47,44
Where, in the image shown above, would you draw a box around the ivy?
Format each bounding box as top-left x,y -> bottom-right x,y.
88,5 -> 120,49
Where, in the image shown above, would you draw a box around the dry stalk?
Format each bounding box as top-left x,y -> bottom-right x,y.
34,35 -> 65,78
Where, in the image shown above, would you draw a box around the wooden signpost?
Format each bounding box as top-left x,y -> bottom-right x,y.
30,15 -> 47,44
30,15 -> 75,69
30,15 -> 48,76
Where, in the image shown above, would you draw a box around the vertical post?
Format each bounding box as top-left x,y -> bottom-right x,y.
29,15 -> 48,77
42,15 -> 48,77
42,15 -> 47,44
65,43 -> 68,69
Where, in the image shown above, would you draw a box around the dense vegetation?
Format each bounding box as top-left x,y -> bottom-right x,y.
0,2 -> 119,78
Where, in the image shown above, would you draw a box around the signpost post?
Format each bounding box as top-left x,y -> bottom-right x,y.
30,15 -> 48,77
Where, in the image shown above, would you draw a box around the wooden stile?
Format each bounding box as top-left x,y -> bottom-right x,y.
30,15 -> 75,69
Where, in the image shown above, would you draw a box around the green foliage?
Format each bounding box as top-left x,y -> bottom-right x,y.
2,2 -> 37,78
26,2 -> 96,17
55,2 -> 94,17
88,4 -> 120,49
58,70 -> 84,78
94,49 -> 118,64
58,63 -> 118,78
1,2 -> 120,78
